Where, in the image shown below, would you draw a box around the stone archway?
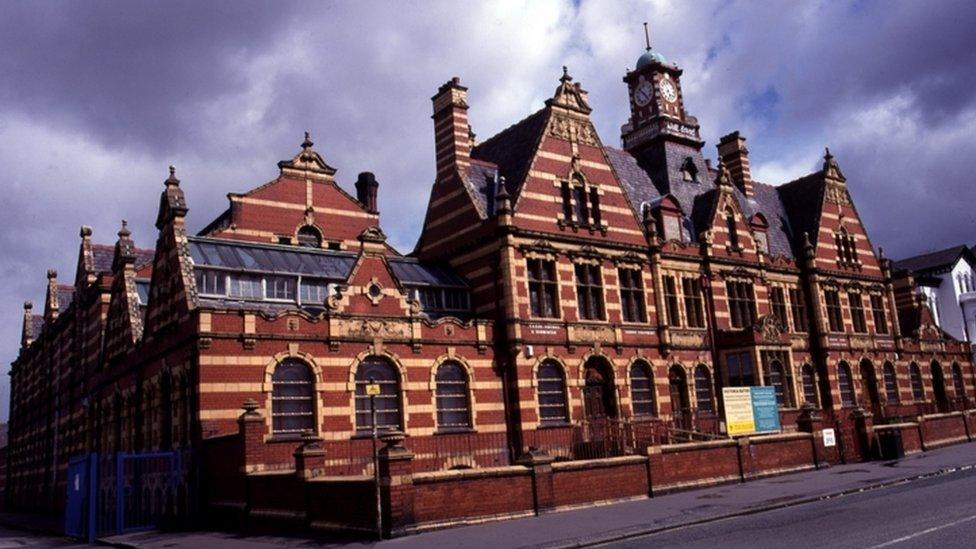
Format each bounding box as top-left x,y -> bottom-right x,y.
859,359 -> 882,417
582,356 -> 617,420
668,365 -> 691,430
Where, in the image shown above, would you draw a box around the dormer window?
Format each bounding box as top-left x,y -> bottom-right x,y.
560,173 -> 601,228
297,225 -> 322,248
749,213 -> 769,254
724,207 -> 739,249
680,157 -> 698,182
834,227 -> 858,266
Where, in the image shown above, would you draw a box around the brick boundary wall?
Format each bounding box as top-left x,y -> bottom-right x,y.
202,409 -> 976,538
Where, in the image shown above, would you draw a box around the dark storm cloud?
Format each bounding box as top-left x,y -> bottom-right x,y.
0,1 -> 298,154
1,0 -> 974,419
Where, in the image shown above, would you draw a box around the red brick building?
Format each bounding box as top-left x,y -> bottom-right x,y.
8,44 -> 975,533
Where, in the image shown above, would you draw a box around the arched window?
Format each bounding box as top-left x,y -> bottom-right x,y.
694,365 -> 713,413
801,364 -> 817,406
435,361 -> 471,431
271,359 -> 316,435
537,361 -> 568,425
951,363 -> 966,398
630,361 -> 656,417
883,362 -> 899,403
909,363 -> 924,401
837,363 -> 856,407
354,357 -> 402,434
296,225 -> 322,248
767,361 -> 791,407
724,208 -> 739,249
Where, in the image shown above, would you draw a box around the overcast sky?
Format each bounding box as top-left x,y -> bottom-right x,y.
2,0 -> 975,420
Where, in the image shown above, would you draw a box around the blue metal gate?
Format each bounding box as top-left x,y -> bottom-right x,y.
65,454 -> 98,542
65,450 -> 184,540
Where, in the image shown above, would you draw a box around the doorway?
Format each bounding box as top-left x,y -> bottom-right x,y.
669,365 -> 691,430
582,357 -> 617,420
931,361 -> 949,412
859,360 -> 882,417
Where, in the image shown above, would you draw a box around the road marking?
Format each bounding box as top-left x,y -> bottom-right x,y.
868,514 -> 976,548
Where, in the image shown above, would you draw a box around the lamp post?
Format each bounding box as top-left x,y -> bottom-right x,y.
365,377 -> 382,539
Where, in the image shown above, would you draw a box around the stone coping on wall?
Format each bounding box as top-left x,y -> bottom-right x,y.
413,465 -> 530,483
746,432 -> 812,444
309,475 -> 372,483
550,455 -> 647,471
920,411 -> 966,420
872,422 -> 919,431
654,438 -> 738,454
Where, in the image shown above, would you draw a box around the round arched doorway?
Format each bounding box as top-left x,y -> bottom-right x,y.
582,356 -> 617,420
668,365 -> 691,430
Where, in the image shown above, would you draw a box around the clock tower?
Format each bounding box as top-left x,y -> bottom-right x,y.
621,33 -> 702,152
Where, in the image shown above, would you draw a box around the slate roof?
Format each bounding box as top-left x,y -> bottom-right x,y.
735,181 -> 796,258
892,245 -> 976,274
388,258 -> 469,288
91,244 -> 154,274
466,159 -> 500,218
471,108 -> 548,200
606,146 -> 796,257
777,173 -> 824,253
30,315 -> 44,338
56,285 -> 75,309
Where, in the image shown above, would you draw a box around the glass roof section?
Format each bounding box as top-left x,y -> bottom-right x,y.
189,237 -> 356,280
388,258 -> 469,288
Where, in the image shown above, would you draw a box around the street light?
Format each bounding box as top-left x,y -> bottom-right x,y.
365,376 -> 382,539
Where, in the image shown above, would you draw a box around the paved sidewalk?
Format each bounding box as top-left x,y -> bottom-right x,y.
66,441 -> 976,548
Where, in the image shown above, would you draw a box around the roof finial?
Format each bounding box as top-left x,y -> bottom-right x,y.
119,219 -> 130,237
824,147 -> 832,160
302,130 -> 313,150
560,65 -> 571,83
166,165 -> 180,186
643,22 -> 651,51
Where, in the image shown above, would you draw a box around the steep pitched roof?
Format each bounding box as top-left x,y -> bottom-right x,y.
92,244 -> 154,274
30,315 -> 44,338
606,146 -> 796,257
56,285 -> 75,310
776,172 -> 824,253
470,108 -> 548,200
892,245 -> 975,274
738,181 -> 795,258
465,159 -> 500,218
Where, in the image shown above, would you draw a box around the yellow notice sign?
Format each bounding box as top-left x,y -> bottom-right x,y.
365,383 -> 381,396
723,387 -> 755,436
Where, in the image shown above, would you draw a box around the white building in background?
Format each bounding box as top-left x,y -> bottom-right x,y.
894,245 -> 976,348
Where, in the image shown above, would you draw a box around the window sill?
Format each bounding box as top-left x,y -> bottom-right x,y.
433,428 -> 476,436
537,422 -> 572,430
266,434 -> 307,443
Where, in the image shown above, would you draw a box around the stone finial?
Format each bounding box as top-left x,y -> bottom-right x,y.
561,65 -> 571,82
495,176 -> 512,215
118,219 -> 130,237
47,269 -> 57,280
166,165 -> 180,186
241,398 -> 260,416
713,159 -> 734,190
80,225 -> 92,238
302,130 -> 313,151
24,301 -> 33,310
822,147 -> 846,181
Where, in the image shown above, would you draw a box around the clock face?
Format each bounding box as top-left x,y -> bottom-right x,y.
634,80 -> 654,107
660,79 -> 678,103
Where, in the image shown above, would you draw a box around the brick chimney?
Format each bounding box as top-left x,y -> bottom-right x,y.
431,77 -> 471,183
717,131 -> 753,198
355,172 -> 379,214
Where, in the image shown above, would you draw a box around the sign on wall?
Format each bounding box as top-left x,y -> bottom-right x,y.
722,386 -> 782,436
822,428 -> 837,447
